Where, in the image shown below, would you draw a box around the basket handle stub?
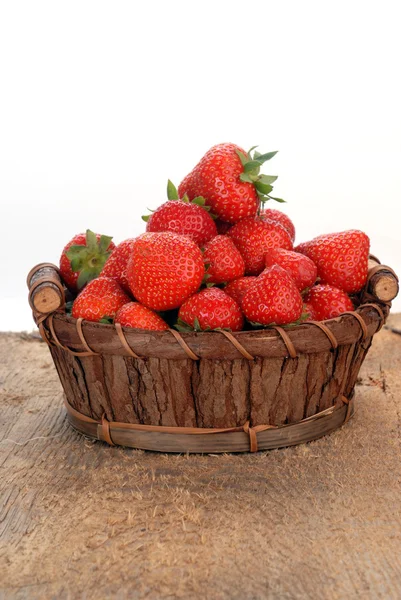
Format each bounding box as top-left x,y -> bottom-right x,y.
365,256 -> 399,304
27,263 -> 66,316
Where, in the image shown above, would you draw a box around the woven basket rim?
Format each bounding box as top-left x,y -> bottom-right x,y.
56,305 -> 378,336
45,302 -> 386,361
26,260 -> 396,452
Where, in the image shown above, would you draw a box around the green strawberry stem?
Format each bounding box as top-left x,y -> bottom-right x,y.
65,229 -> 113,290
175,317 -> 202,332
167,179 -> 180,200
247,312 -> 309,329
99,316 -> 114,325
175,317 -> 222,332
65,300 -> 74,315
282,313 -> 310,328
142,181 -> 216,221
236,147 -> 285,211
167,181 -> 217,217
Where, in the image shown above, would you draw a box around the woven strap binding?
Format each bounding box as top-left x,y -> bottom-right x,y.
272,326 -> 297,358
64,395 -> 354,453
101,414 -> 116,446
358,303 -> 386,331
219,330 -> 254,360
305,321 -> 338,349
168,328 -> 200,360
115,323 -> 142,358
48,314 -> 98,357
340,395 -> 353,423
341,311 -> 368,341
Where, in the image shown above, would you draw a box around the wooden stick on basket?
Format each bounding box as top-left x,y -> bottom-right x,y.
27,263 -> 65,315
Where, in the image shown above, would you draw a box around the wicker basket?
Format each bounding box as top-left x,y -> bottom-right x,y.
27,258 -> 399,453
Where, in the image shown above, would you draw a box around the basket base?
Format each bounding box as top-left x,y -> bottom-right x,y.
64,395 -> 355,454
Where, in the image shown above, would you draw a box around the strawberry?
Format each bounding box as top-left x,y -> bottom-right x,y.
178,288 -> 244,332
115,302 -> 168,331
203,235 -> 245,284
178,143 -> 283,224
224,277 -> 258,307
60,230 -> 115,292
261,208 -> 295,242
228,215 -> 293,275
72,277 -> 130,322
295,230 -> 370,293
303,302 -> 318,321
303,285 -> 354,320
144,181 -> 217,246
264,248 -> 317,291
127,232 -> 204,311
100,238 -> 136,294
242,265 -> 303,326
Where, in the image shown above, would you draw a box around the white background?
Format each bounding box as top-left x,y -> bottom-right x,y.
1,0 -> 400,331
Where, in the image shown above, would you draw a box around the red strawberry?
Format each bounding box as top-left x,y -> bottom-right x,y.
178,143 -> 282,224
303,285 -> 354,320
303,302 -> 318,321
115,302 -> 168,331
295,230 -> 370,293
242,265 -> 303,326
60,230 -> 115,292
261,208 -> 295,242
100,238 -> 136,294
72,277 -> 130,322
224,277 -> 258,307
144,181 -> 217,246
178,288 -> 244,332
228,215 -> 293,275
203,235 -> 245,284
264,248 -> 317,291
127,232 -> 204,311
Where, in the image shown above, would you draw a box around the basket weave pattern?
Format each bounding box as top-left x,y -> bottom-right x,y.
27,259 -> 398,452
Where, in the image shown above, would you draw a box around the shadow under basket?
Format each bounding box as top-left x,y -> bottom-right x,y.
27,258 -> 399,453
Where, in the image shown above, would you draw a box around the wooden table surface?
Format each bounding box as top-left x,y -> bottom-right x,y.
1,315 -> 401,600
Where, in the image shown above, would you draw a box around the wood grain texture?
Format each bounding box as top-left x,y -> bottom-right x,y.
37,271 -> 391,431
2,320 -> 401,599
368,258 -> 399,302
27,265 -> 65,314
56,339 -> 371,428
48,304 -> 385,360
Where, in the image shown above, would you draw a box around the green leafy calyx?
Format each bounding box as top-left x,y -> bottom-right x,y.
174,317 -> 226,332
165,181 -> 215,215
99,316 -> 114,325
167,179 -> 179,200
175,317 -> 203,333
236,147 -> 285,209
65,229 -> 113,290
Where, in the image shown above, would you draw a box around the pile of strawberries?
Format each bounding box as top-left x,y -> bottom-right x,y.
59,143 -> 370,332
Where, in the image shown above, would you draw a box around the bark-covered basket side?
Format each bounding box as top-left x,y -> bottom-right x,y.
50,334 -> 374,427
27,258 -> 398,429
